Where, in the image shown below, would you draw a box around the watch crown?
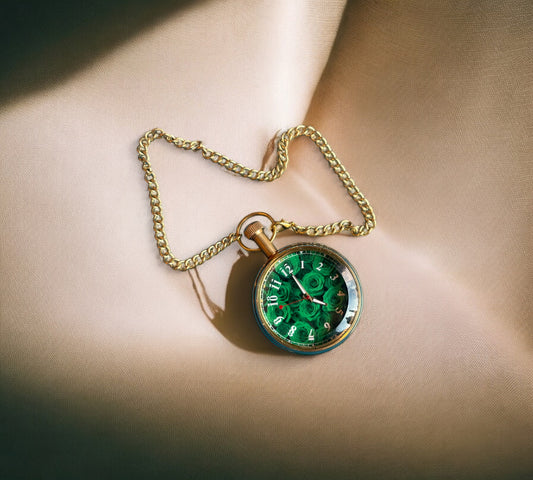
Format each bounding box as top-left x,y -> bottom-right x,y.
243,221 -> 277,258
244,221 -> 265,240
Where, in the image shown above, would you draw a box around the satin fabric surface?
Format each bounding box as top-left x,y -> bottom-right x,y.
1,1 -> 532,478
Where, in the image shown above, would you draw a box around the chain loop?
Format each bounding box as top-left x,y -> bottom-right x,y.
136,125 -> 376,271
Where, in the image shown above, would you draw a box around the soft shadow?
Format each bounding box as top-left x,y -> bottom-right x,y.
188,250 -> 288,355
260,131 -> 280,170
0,0 -> 203,106
0,381 -> 192,480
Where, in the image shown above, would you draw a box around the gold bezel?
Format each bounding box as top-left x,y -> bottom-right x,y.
252,243 -> 363,354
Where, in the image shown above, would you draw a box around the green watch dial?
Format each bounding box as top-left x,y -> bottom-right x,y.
253,243 -> 362,354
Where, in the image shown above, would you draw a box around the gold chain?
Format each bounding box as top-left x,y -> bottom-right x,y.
136,125 -> 376,271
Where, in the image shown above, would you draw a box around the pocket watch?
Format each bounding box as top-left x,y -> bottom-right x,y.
244,221 -> 362,354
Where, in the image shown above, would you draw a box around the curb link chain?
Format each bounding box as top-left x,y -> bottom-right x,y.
136,125 -> 376,271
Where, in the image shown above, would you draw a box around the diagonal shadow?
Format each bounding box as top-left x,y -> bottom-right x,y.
0,0 -> 204,106
188,249 -> 288,355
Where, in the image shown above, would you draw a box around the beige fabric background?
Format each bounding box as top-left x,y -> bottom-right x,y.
1,1 -> 532,478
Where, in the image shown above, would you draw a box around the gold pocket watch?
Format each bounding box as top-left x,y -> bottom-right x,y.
243,219 -> 362,354
136,125 -> 375,354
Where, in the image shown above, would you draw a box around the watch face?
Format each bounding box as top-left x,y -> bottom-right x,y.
252,243 -> 362,354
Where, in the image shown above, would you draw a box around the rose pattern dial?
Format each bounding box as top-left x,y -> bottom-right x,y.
253,243 -> 362,354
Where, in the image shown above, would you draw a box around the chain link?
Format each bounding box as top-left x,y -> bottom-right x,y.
136,125 -> 376,271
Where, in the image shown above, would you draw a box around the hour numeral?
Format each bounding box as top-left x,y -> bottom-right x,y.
273,316 -> 283,325
335,307 -> 344,315
324,322 -> 331,330
315,262 -> 323,272
269,279 -> 281,290
330,274 -> 339,281
300,260 -> 305,270
267,295 -> 278,307
280,264 -> 293,277
288,325 -> 297,337
308,329 -> 315,341
337,290 -> 346,297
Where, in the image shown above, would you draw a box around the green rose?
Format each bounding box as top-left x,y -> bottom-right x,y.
323,286 -> 346,312
325,273 -> 343,289
292,321 -> 315,343
301,271 -> 325,297
276,283 -> 291,304
298,299 -> 322,324
275,321 -> 291,337
315,312 -> 336,340
266,303 -> 291,324
312,257 -> 335,276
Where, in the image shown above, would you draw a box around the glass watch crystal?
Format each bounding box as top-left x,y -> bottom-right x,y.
252,242 -> 362,354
